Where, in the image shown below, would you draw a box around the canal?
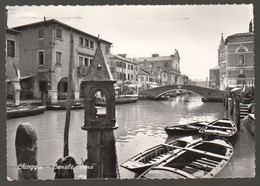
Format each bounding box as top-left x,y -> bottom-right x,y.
6,94 -> 255,179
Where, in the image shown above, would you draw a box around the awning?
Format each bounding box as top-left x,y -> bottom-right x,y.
230,87 -> 241,92
20,75 -> 34,80
150,85 -> 159,88
126,84 -> 138,88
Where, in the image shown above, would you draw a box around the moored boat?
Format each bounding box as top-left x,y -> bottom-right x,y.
46,103 -> 85,110
165,121 -> 210,136
138,138 -> 233,179
199,118 -> 237,141
96,95 -> 138,106
120,136 -> 201,173
154,95 -> 170,100
7,105 -> 46,119
46,102 -> 85,110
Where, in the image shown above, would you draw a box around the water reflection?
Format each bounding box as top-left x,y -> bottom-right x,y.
7,94 -> 255,179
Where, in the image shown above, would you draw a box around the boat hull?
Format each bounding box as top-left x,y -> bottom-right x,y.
46,104 -> 84,110
165,122 -> 210,136
121,137 -> 201,173
96,97 -> 137,106
199,118 -> 237,144
138,138 -> 233,179
7,106 -> 46,119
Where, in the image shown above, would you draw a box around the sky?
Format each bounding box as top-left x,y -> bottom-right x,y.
6,5 -> 253,80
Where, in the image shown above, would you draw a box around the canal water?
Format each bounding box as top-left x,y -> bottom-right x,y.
6,94 -> 255,180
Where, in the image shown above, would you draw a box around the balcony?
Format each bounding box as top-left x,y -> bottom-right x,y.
78,66 -> 89,77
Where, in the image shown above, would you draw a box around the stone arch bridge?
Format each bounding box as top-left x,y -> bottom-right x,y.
139,85 -> 224,102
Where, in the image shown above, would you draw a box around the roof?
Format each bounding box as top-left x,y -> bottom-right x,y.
227,32 -> 254,38
6,27 -> 21,35
11,19 -> 112,44
138,69 -> 156,77
85,40 -> 113,81
137,49 -> 180,62
210,66 -> 220,70
110,54 -> 138,65
225,32 -> 254,44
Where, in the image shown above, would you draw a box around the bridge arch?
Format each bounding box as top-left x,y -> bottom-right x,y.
155,88 -> 207,100
139,85 -> 224,102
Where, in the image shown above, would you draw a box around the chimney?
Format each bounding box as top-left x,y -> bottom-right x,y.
249,20 -> 253,32
118,54 -> 127,58
152,53 -> 159,57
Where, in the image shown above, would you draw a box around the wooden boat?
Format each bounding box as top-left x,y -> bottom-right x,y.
96,95 -> 137,106
120,136 -> 201,173
46,103 -> 85,110
154,95 -> 170,100
46,104 -> 84,110
138,138 -> 233,179
199,118 -> 237,141
165,121 -> 210,136
7,105 -> 46,119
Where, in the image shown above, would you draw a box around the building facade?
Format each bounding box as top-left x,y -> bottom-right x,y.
136,50 -> 188,86
218,30 -> 254,90
12,19 -> 112,103
6,28 -> 21,105
209,67 -> 220,89
137,69 -> 157,90
109,54 -> 138,84
109,54 -> 139,94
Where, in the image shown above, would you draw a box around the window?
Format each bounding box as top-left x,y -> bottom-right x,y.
79,37 -> 84,46
63,82 -> 68,92
38,51 -> 44,66
164,62 -> 168,68
239,55 -> 245,64
79,56 -> 84,66
90,41 -> 94,49
84,58 -> 89,66
39,29 -> 44,39
89,59 -> 93,66
237,74 -> 246,85
131,65 -> 133,70
105,45 -> 109,53
238,48 -> 246,53
128,74 -> 130,80
85,39 -> 89,47
56,51 -> 62,66
56,28 -> 62,39
7,40 -> 15,57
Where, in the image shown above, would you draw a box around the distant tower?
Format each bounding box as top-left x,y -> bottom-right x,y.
218,33 -> 225,66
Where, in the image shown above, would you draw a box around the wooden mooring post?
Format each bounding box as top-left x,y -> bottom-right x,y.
225,93 -> 229,110
235,96 -> 241,130
54,33 -> 76,179
15,123 -> 38,180
230,94 -> 235,115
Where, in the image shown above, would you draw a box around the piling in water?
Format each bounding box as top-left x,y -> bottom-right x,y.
15,123 -> 38,180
